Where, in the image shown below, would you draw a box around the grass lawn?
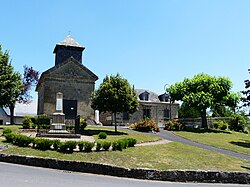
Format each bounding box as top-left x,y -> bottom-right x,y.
84,126 -> 161,143
2,142 -> 250,172
1,125 -> 250,172
174,130 -> 250,155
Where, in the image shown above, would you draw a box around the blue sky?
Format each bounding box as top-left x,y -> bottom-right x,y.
1,0 -> 250,101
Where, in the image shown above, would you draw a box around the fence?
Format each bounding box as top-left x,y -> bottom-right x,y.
37,115 -> 80,134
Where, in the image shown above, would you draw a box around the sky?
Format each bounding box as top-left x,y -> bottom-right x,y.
1,0 -> 250,102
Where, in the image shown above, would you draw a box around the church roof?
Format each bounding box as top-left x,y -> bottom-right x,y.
53,35 -> 85,53
35,57 -> 98,91
59,35 -> 83,48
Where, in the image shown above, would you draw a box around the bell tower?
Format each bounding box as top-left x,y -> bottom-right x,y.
53,35 -> 85,66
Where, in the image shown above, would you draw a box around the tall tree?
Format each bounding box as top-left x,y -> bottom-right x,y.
167,73 -> 234,128
0,45 -> 23,124
91,73 -> 139,132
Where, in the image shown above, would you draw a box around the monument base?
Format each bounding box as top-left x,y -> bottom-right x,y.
37,133 -> 81,139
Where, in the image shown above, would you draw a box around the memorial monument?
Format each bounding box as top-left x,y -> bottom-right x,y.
48,92 -> 68,134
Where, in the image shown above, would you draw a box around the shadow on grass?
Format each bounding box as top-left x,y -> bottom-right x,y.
241,166 -> 250,170
81,129 -> 128,136
172,129 -> 232,134
230,140 -> 250,148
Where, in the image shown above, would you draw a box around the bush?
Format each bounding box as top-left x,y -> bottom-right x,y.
4,133 -> 14,143
112,139 -> 129,151
80,117 -> 87,131
37,114 -> 50,129
96,141 -> 102,151
52,139 -> 61,151
34,138 -> 53,150
78,141 -> 85,152
3,128 -> 12,136
130,118 -> 160,132
164,119 -> 184,131
84,142 -> 95,152
127,138 -> 137,147
12,134 -> 33,147
59,141 -> 77,153
22,116 -> 34,129
98,132 -> 107,139
102,141 -> 111,151
213,120 -> 228,130
229,116 -> 245,132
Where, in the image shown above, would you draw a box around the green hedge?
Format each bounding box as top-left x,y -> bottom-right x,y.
3,133 -> 137,153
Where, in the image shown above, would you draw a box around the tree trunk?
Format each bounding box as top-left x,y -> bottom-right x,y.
9,105 -> 15,125
201,108 -> 208,129
114,112 -> 117,132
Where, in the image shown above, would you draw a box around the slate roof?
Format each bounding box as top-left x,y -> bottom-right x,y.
53,35 -> 85,53
135,89 -> 161,102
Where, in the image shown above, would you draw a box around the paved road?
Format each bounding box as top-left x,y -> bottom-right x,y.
0,162 -> 247,187
152,129 -> 250,161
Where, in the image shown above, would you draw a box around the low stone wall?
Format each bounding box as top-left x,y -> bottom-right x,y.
0,153 -> 249,184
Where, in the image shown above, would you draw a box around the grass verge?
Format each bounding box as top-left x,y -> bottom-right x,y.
1,142 -> 250,172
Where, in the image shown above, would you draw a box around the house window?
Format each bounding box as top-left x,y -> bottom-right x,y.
143,109 -> 150,119
123,112 -> 129,120
163,109 -> 170,120
139,91 -> 149,101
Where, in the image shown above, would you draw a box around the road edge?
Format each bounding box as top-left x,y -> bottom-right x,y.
0,153 -> 249,184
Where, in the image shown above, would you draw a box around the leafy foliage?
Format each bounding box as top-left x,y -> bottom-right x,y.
91,73 -> 139,132
167,73 -> 236,128
0,45 -> 23,124
242,69 -> 250,108
22,116 -> 34,129
213,120 -> 228,130
164,119 -> 185,131
130,118 -> 160,132
98,132 -> 107,139
19,65 -> 39,103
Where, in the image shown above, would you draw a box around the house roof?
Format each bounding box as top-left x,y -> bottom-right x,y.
3,101 -> 37,117
135,89 -> 161,102
53,35 -> 85,53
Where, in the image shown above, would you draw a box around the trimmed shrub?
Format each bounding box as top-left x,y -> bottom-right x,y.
127,138 -> 137,147
4,133 -> 14,143
12,134 -> 33,147
98,132 -> 107,139
34,138 -> 53,150
112,141 -> 118,151
84,142 -> 95,152
3,128 -> 12,136
102,141 -> 111,151
22,116 -> 33,129
78,141 -> 85,152
52,139 -> 61,151
130,118 -> 160,132
59,141 -> 77,153
96,141 -> 102,151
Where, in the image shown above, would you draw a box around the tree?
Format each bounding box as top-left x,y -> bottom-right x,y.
242,69 -> 250,108
18,65 -> 39,103
0,45 -> 23,124
178,104 -> 200,118
91,73 -> 139,132
167,73 -> 235,128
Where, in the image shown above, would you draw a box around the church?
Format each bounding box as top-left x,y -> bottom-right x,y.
36,35 -> 98,119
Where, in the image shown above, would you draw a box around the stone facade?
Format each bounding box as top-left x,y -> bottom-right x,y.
101,89 -> 179,126
36,35 -> 98,118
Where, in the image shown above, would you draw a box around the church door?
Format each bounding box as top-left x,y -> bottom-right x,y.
63,100 -> 77,119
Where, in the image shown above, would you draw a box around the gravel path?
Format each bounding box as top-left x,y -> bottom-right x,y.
153,130 -> 250,161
